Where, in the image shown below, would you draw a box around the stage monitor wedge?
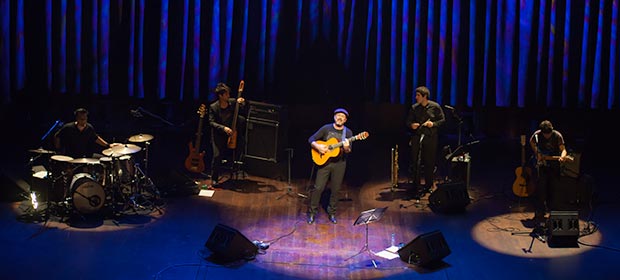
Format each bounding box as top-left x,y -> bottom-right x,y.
397,230 -> 451,267
205,224 -> 258,262
428,182 -> 470,213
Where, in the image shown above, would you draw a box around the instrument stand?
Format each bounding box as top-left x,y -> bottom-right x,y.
143,141 -> 150,176
344,207 -> 388,268
277,149 -> 307,200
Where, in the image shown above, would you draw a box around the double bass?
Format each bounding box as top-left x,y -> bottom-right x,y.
227,80 -> 244,149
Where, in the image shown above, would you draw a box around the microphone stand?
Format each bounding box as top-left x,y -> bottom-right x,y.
134,107 -> 175,126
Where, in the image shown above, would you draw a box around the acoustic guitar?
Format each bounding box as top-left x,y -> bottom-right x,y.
512,135 -> 535,197
185,104 -> 207,173
311,131 -> 369,166
227,80 -> 244,149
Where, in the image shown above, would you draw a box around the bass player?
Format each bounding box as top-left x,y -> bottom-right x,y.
208,82 -> 245,188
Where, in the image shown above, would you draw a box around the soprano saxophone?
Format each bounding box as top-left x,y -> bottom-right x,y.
391,145 -> 399,189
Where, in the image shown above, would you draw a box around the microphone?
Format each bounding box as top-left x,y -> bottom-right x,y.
444,105 -> 455,110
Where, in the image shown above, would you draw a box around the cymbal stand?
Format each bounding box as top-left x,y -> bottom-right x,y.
129,164 -> 162,214
276,148 -> 307,200
143,141 -> 150,176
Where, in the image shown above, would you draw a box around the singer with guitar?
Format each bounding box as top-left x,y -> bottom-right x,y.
307,108 -> 358,225
528,120 -> 572,225
207,81 -> 245,187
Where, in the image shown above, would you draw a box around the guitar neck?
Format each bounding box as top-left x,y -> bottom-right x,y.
329,135 -> 358,149
195,117 -> 204,148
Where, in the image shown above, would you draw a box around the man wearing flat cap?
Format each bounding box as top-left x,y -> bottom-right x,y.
307,108 -> 353,224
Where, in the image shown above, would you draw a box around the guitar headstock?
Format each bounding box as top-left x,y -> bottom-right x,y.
197,104 -> 206,118
356,131 -> 369,140
238,80 -> 245,93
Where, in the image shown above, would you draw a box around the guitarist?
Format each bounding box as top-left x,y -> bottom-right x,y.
208,82 -> 246,187
528,120 -> 570,225
307,108 -> 353,225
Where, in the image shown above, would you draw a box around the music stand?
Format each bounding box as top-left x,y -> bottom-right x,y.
344,207 -> 388,268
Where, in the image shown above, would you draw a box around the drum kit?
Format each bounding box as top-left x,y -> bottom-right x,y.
27,133 -> 160,220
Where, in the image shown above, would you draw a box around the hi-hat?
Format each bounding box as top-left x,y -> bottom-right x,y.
69,158 -> 100,164
28,148 -> 56,154
103,144 -> 141,156
128,134 -> 154,143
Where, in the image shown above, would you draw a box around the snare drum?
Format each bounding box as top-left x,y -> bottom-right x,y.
70,173 -> 106,214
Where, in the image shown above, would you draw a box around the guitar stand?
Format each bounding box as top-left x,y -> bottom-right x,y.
277,149 -> 307,200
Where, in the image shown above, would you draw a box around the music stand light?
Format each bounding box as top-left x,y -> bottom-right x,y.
344,207 -> 388,268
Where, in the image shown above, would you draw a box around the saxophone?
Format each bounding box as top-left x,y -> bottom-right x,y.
391,145 -> 399,189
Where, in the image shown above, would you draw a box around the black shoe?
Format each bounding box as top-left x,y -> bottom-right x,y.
307,214 -> 315,224
329,214 -> 337,224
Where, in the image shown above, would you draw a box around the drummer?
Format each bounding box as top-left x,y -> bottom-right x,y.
54,108 -> 118,159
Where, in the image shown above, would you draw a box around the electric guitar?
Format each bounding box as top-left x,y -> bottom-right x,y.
513,135 -> 535,197
184,104 -> 207,173
537,154 -> 574,167
311,131 -> 369,166
227,80 -> 244,149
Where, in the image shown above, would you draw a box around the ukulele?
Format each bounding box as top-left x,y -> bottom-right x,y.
227,80 -> 244,149
184,104 -> 207,173
311,131 -> 369,166
512,135 -> 535,197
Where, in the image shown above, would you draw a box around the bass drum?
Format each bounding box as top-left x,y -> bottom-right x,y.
70,173 -> 106,214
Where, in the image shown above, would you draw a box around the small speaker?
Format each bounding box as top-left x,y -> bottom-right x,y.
205,224 -> 258,262
397,230 -> 451,266
428,182 -> 470,213
546,211 -> 579,248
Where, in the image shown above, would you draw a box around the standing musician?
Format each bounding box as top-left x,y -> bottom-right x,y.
405,86 -> 445,194
54,108 -> 115,158
208,82 -> 245,187
529,120 -> 570,224
307,108 -> 353,224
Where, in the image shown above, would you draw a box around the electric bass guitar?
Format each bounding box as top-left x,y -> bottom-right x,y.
227,80 -> 244,149
311,131 -> 369,166
184,104 -> 207,173
513,135 -> 535,197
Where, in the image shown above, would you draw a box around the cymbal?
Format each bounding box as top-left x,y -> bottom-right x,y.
103,144 -> 141,156
128,134 -> 154,143
69,158 -> 100,164
28,148 -> 55,154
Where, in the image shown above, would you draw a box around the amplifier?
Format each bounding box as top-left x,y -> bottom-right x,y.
248,101 -> 282,123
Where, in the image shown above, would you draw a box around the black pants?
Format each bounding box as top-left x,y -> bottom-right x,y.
534,166 -> 561,214
309,160 -> 346,215
410,133 -> 438,188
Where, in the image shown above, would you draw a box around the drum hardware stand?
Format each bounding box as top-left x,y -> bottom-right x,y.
143,141 -> 150,176
277,148 -> 307,200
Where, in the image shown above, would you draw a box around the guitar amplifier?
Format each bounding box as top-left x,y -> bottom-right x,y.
247,101 -> 282,123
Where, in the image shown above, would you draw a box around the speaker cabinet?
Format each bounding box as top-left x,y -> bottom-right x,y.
428,182 -> 470,213
546,211 -> 579,248
397,230 -> 451,266
205,224 -> 258,262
